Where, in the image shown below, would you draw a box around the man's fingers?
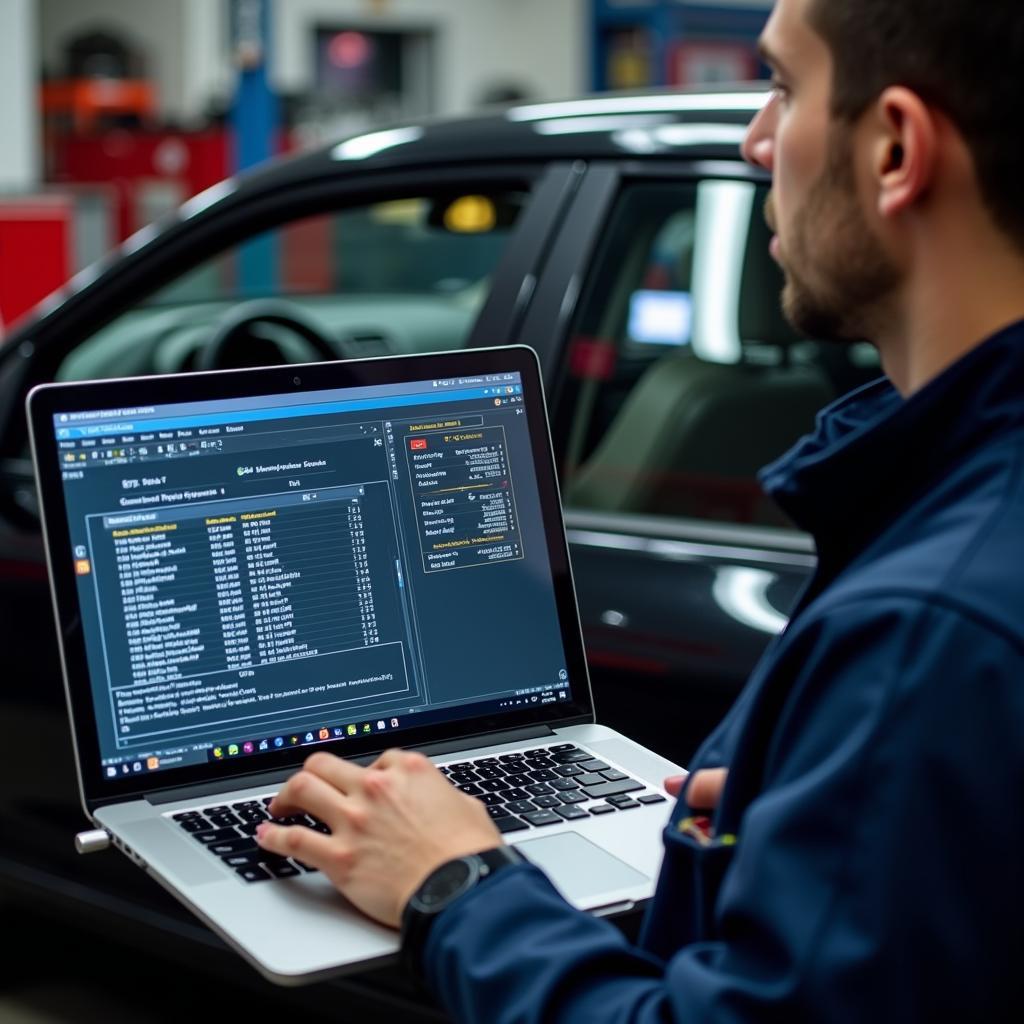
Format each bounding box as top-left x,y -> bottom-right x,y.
664,774 -> 687,797
687,767 -> 728,810
256,821 -> 339,871
303,750 -> 370,790
270,766 -> 350,824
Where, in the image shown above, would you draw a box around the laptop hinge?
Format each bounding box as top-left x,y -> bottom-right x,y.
145,724 -> 555,806
409,723 -> 554,761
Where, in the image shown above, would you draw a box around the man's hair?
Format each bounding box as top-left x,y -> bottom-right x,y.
808,0 -> 1024,252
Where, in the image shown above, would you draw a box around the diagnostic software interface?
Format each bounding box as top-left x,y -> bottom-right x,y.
50,372 -> 573,780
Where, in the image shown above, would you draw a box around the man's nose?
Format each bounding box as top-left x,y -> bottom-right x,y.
741,97 -> 775,171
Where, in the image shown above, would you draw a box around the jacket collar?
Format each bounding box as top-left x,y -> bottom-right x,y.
759,319 -> 1024,565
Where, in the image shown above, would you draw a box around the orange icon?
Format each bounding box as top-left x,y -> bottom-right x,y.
75,559 -> 91,575
318,727 -> 329,740
409,438 -> 427,450
147,757 -> 159,770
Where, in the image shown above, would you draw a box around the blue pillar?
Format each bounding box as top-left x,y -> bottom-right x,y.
230,0 -> 278,295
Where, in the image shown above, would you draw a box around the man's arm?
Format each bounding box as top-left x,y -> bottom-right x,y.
257,597 -> 1024,1022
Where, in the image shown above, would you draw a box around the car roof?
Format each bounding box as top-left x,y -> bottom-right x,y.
249,83 -> 769,190
7,84 -> 769,341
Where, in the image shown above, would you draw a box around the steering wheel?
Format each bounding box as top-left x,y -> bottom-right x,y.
195,300 -> 338,371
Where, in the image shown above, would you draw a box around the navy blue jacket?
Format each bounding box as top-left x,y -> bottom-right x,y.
423,321 -> 1024,1021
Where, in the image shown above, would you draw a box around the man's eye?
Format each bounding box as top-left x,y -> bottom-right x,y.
771,79 -> 790,102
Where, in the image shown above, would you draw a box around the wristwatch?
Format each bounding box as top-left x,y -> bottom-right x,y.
401,845 -> 525,982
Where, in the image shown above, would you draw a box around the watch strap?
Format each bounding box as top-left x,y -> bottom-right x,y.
401,845 -> 526,984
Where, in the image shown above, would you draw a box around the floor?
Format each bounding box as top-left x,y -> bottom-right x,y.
0,903 -> 441,1023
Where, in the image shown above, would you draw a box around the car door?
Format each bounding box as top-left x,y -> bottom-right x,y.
521,162 -> 883,762
0,159 -> 582,944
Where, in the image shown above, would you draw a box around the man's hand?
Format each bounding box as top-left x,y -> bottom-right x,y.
256,749 -> 502,929
665,767 -> 728,809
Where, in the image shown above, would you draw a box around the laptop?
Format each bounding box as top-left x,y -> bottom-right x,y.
27,344 -> 684,986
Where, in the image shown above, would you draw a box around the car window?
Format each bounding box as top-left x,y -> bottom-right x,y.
556,179 -> 881,529
57,189 -> 528,381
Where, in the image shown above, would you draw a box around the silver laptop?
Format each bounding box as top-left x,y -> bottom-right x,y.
27,345 -> 684,986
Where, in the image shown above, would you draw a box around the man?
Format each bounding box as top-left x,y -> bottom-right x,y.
257,0 -> 1024,1017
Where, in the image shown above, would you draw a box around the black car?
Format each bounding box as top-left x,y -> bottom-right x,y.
0,86 -> 879,1008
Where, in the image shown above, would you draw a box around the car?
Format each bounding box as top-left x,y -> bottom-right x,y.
0,85 -> 881,1006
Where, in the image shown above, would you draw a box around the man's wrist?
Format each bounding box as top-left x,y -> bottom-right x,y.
400,845 -> 526,984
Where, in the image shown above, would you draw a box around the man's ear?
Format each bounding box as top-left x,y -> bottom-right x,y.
872,86 -> 937,220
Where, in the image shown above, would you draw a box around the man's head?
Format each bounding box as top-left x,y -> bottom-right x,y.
743,0 -> 1024,347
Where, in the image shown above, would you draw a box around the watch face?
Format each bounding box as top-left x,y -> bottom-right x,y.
417,858 -> 474,909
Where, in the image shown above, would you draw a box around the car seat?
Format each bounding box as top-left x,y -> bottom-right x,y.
564,208 -> 833,522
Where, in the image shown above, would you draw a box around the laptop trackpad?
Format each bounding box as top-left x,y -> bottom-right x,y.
516,832 -> 648,903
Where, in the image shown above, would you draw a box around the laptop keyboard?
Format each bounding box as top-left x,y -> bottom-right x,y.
439,743 -> 665,833
172,796 -> 326,883
170,744 -> 666,883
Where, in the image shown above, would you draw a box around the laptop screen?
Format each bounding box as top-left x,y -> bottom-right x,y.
40,356 -> 581,789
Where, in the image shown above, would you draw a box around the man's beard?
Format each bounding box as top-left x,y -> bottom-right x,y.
769,127 -> 900,341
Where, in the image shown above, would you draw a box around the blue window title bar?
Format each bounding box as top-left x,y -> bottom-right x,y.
55,384 -> 523,440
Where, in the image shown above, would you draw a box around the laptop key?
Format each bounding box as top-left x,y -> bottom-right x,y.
555,806 -> 590,821
551,750 -> 593,764
496,816 -> 529,833
480,778 -> 511,792
487,805 -> 511,819
524,749 -> 550,758
549,743 -> 576,752
504,773 -> 531,789
523,758 -> 556,771
178,818 -> 212,834
458,783 -> 485,796
582,780 -> 643,799
208,838 -> 258,856
611,799 -> 641,810
574,773 -> 607,788
498,753 -> 525,763
267,860 -> 302,879
552,778 -> 580,791
526,769 -> 558,782
194,827 -> 241,844
558,791 -> 589,805
638,794 -> 668,805
208,812 -> 243,829
473,757 -> 498,767
523,811 -> 562,827
504,787 -> 531,801
205,805 -> 231,815
533,795 -> 562,809
525,782 -> 555,796
554,765 -> 584,777
506,799 -> 536,815
589,804 -> 616,815
601,769 -> 630,782
236,865 -> 272,883
172,811 -> 201,821
578,760 -> 610,773
222,852 -> 264,867
480,792 -> 505,807
474,767 -> 505,780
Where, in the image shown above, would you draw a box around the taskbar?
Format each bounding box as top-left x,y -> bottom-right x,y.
100,685 -> 573,779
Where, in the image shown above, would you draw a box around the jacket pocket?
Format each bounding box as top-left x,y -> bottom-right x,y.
638,817 -> 738,961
